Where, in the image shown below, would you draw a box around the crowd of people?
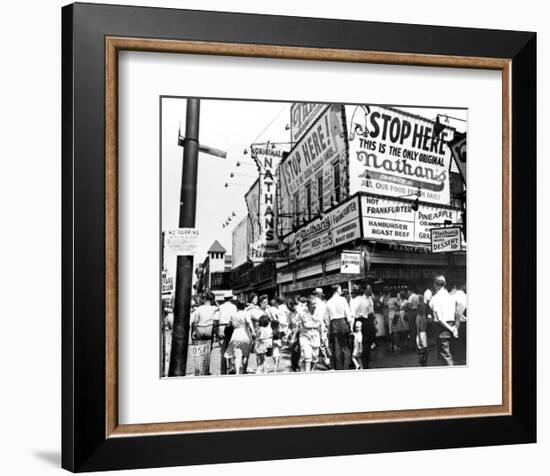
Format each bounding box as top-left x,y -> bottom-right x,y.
175,274 -> 467,376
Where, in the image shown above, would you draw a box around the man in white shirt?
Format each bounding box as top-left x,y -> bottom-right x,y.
215,292 -> 237,374
351,285 -> 374,319
326,285 -> 353,370
430,275 -> 458,365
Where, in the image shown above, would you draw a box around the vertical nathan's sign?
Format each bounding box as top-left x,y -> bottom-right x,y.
347,105 -> 456,206
248,145 -> 289,262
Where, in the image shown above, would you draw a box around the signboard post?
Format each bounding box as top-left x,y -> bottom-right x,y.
165,228 -> 200,256
340,250 -> 362,274
430,226 -> 462,253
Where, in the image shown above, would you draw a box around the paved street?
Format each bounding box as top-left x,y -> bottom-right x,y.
185,336 -> 463,376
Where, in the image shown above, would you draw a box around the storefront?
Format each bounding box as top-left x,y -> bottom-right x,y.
277,192 -> 466,299
231,261 -> 278,301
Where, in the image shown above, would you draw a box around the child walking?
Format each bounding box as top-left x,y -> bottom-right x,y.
254,315 -> 273,374
351,320 -> 364,369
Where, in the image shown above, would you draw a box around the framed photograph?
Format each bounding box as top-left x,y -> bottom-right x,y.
62,3 -> 537,472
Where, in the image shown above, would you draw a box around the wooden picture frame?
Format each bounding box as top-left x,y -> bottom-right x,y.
62,2 -> 536,472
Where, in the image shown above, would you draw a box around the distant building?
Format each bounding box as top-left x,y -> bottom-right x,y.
195,240 -> 232,302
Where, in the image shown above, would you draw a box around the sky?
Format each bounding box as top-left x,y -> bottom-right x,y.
161,98 -> 467,281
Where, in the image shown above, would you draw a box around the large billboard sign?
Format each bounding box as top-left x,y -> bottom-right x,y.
290,102 -> 326,143
347,105 -> 456,206
361,195 -> 462,245
279,105 -> 347,215
288,196 -> 361,261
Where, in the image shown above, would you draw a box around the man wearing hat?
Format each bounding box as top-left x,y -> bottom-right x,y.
216,291 -> 237,374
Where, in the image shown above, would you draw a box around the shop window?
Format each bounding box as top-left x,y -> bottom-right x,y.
305,182 -> 312,220
293,190 -> 300,226
333,162 -> 341,203
317,174 -> 323,212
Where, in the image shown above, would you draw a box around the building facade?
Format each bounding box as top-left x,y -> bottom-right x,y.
195,240 -> 232,302
275,103 -> 466,299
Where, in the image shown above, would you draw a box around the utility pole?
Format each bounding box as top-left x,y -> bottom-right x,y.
169,99 -> 200,377
168,98 -> 227,377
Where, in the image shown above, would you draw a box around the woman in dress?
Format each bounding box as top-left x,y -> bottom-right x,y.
225,300 -> 255,375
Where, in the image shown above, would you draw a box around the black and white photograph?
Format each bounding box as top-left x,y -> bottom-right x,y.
161,98 -> 468,377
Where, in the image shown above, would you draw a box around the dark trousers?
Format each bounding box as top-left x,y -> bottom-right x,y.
290,337 -> 301,371
219,338 -> 228,375
438,328 -> 454,365
329,318 -> 352,370
455,321 -> 467,365
407,311 -> 418,351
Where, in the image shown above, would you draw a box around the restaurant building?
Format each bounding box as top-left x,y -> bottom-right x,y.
275,103 -> 466,298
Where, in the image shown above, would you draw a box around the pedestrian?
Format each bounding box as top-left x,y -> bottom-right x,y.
387,290 -> 400,352
430,275 -> 458,365
351,285 -> 374,320
380,288 -> 392,337
397,290 -> 409,350
351,320 -> 364,369
269,298 -> 283,373
296,295 -> 324,372
326,284 -> 353,370
191,291 -> 218,341
416,289 -> 432,366
406,288 -> 420,353
452,284 -> 467,364
246,293 -> 261,327
313,288 -> 331,369
224,300 -> 255,375
365,312 -> 377,364
254,314 -> 273,374
287,299 -> 301,372
215,291 -> 237,375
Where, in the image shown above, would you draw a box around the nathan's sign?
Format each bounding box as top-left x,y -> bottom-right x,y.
290,103 -> 327,143
347,105 -> 455,206
289,196 -> 361,260
430,226 -> 462,253
248,145 -> 288,262
361,195 -> 461,245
